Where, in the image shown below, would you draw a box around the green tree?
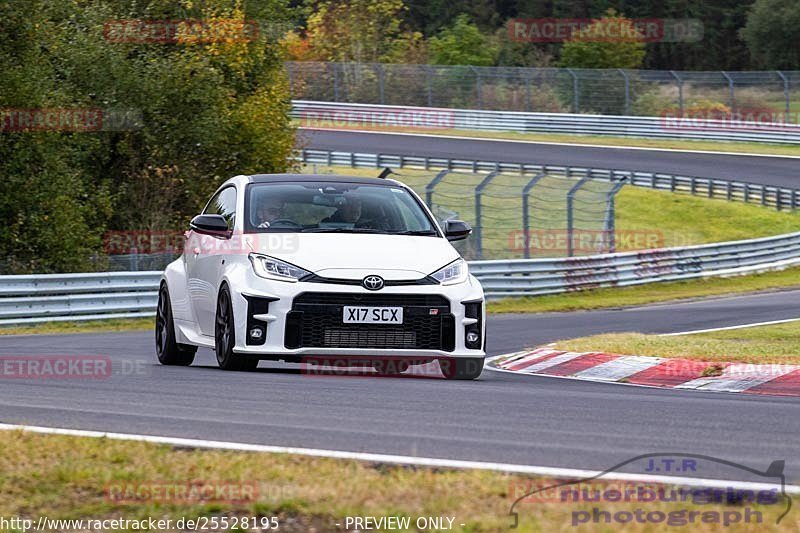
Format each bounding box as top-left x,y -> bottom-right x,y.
0,0 -> 296,273
559,9 -> 646,69
741,0 -> 800,69
304,0 -> 406,62
428,14 -> 498,66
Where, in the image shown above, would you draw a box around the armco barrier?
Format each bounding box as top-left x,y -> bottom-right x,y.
298,148 -> 800,210
293,100 -> 800,144
2,231 -> 800,323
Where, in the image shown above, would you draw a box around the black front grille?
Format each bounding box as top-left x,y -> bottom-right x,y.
285,292 -> 454,351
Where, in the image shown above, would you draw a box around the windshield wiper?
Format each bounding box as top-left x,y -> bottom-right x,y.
392,230 -> 438,236
301,227 -> 389,234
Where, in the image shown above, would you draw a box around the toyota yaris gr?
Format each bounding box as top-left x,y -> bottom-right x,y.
156,173 -> 486,379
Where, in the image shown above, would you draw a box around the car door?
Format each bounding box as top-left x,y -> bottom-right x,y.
186,186 -> 237,336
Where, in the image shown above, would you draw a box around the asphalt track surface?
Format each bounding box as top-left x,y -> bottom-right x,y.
2,132 -> 799,488
301,129 -> 800,188
2,290 -> 799,484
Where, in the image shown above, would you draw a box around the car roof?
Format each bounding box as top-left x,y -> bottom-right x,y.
248,173 -> 403,187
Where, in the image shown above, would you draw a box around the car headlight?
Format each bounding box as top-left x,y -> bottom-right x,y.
430,259 -> 469,285
249,253 -> 310,282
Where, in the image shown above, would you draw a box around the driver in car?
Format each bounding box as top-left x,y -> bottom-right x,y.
322,196 -> 362,225
256,198 -> 285,228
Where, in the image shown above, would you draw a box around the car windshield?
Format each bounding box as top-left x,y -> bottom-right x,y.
245,181 -> 438,235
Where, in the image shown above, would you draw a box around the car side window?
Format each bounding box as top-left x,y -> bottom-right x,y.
203,187 -> 237,229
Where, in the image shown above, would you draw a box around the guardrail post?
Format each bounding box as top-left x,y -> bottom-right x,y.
474,171 -> 500,260
777,71 -> 790,120
521,172 -> 546,259
567,68 -> 579,113
618,69 -> 630,115
425,170 -> 450,209
566,177 -> 591,257
670,71 -> 683,114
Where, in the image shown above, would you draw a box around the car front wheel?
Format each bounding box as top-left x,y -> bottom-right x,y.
215,285 -> 259,371
155,284 -> 196,366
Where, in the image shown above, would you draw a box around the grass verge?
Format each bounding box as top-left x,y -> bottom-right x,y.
0,430 -> 793,532
486,266 -> 800,314
555,321 -> 800,365
0,318 -> 153,336
297,124 -> 800,157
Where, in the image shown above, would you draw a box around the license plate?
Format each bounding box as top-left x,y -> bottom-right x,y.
343,306 -> 403,324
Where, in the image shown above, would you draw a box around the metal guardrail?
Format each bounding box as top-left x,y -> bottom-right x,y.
3,231 -> 800,322
0,272 -> 161,325
293,100 -> 800,144
298,148 -> 800,211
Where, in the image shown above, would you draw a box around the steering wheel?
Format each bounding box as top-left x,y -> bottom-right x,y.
268,218 -> 302,228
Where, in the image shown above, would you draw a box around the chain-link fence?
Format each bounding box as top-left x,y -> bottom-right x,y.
288,62 -> 800,120
303,165 -> 626,260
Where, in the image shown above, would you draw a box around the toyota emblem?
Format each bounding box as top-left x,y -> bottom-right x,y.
362,275 -> 385,290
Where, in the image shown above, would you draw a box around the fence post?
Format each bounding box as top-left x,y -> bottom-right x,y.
474,171 -> 500,259
377,63 -> 385,104
777,71 -> 790,120
521,172 -> 546,259
425,170 -> 450,209
567,68 -> 579,113
130,247 -> 139,271
426,65 -> 433,107
332,62 -> 341,102
670,71 -> 683,114
618,69 -> 630,115
722,71 -> 735,113
470,66 -> 482,108
567,176 -> 591,257
525,72 -> 532,112
604,177 -> 628,253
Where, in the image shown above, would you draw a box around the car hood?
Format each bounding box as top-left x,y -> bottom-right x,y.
248,233 -> 461,279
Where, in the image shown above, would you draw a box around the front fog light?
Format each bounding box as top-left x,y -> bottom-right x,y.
466,331 -> 480,343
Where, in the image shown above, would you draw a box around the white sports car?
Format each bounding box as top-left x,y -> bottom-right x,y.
156,173 -> 486,379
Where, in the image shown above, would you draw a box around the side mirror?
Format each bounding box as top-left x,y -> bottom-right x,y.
444,220 -> 472,241
190,214 -> 231,237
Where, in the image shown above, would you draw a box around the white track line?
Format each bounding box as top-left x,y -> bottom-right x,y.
299,127 -> 800,159
1,423 -> 796,494
660,317 -> 800,336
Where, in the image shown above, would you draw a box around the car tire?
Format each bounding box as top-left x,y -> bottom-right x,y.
440,357 -> 484,380
215,285 -> 259,371
155,284 -> 196,366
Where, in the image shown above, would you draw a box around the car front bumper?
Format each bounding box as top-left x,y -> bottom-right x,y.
227,268 -> 486,360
